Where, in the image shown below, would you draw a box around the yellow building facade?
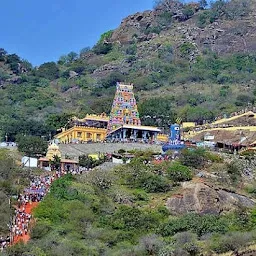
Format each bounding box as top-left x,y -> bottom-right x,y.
56,125 -> 168,143
55,126 -> 107,143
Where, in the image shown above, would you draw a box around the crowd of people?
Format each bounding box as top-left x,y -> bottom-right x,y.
0,167 -> 88,251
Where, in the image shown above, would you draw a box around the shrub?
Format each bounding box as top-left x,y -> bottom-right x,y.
179,42 -> 196,58
93,30 -> 113,55
174,231 -> 200,256
166,162 -> 192,182
86,169 -> 115,191
144,26 -> 162,35
209,231 -> 255,254
197,11 -> 211,28
157,11 -> 173,27
36,62 -> 60,80
50,174 -> 75,200
180,148 -> 207,168
225,161 -> 241,182
235,94 -> 254,106
117,149 -> 126,154
93,43 -> 113,55
182,6 -> 195,19
110,205 -> 160,231
31,220 -> 52,239
132,190 -> 149,201
160,213 -> 228,237
125,44 -> 137,55
139,173 -> 170,193
205,152 -> 223,163
101,72 -> 125,88
138,234 -> 163,255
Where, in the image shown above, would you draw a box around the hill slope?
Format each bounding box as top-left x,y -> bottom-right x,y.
1,0 -> 256,140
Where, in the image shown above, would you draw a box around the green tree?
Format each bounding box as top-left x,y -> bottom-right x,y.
80,46 -> 91,57
46,113 -> 73,130
58,55 -> 69,65
17,135 -> 48,157
101,72 -> 125,88
79,155 -> 95,168
180,42 -> 196,59
166,162 -> 192,182
93,30 -> 113,55
50,155 -> 61,171
199,0 -> 207,9
139,173 -> 170,193
87,169 -> 114,191
180,148 -> 207,168
21,59 -> 33,71
36,62 -> 60,80
225,161 -> 241,182
6,54 -> 21,74
0,48 -> 7,57
1,119 -> 53,141
182,6 -> 195,20
0,48 -> 7,61
67,51 -> 78,63
0,149 -> 16,180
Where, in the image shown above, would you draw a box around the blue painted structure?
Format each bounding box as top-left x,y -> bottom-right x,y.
162,124 -> 186,152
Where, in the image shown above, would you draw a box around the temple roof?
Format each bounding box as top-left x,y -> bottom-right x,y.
107,124 -> 161,136
73,113 -> 109,122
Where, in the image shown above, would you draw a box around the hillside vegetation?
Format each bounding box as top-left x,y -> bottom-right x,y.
1,0 -> 256,140
4,149 -> 256,256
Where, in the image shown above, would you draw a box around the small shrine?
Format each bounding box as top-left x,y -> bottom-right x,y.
46,143 -> 62,160
38,143 -> 78,171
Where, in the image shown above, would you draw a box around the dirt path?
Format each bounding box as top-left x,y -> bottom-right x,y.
12,202 -> 39,244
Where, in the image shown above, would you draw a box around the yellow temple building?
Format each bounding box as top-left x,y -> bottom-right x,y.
55,113 -> 108,143
45,143 -> 62,160
55,83 -> 166,143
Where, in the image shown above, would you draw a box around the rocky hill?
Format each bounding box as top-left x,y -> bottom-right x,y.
1,0 -> 256,140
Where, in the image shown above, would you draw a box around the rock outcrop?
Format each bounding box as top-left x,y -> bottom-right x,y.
166,182 -> 255,215
110,11 -> 157,44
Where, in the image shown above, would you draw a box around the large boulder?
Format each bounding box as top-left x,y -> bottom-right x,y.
166,182 -> 255,215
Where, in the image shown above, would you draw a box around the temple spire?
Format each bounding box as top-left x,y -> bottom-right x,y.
107,82 -> 141,133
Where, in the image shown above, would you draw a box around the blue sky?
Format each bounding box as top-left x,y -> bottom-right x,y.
1,0 -> 154,66
1,0 -> 203,66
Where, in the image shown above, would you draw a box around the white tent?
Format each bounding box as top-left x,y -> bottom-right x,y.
21,156 -> 38,168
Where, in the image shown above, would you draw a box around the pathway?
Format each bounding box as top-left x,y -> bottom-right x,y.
12,202 -> 39,244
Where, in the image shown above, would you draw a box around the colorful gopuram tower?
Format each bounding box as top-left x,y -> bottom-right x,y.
107,82 -> 141,133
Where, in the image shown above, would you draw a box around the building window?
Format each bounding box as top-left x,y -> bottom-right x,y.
77,132 -> 82,138
87,133 -> 92,139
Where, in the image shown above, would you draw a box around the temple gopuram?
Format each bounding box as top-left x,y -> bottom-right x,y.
55,82 -> 166,143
